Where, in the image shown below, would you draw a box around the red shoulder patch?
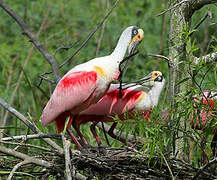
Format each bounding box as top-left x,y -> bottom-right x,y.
106,89 -> 142,101
58,71 -> 97,89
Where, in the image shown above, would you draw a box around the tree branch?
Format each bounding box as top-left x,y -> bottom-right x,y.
0,0 -> 60,82
62,134 -> 72,180
7,160 -> 32,180
0,97 -> 64,154
0,146 -> 53,168
59,0 -> 120,69
157,0 -> 189,16
0,140 -> 51,151
193,51 -> 217,64
190,0 -> 217,16
1,133 -> 70,141
192,157 -> 217,180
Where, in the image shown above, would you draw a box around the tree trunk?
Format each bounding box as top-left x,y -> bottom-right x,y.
168,0 -> 190,160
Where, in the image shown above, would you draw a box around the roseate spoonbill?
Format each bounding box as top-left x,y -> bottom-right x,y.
40,26 -> 144,151
190,90 -> 217,164
73,71 -> 165,147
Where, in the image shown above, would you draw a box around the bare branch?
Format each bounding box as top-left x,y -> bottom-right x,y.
0,0 -> 60,82
62,134 -> 87,180
157,0 -> 189,16
1,133 -> 70,141
147,53 -> 171,62
0,146 -> 53,168
159,150 -> 175,180
193,11 -> 211,30
0,97 -> 64,154
62,134 -> 72,180
0,140 -> 51,152
193,52 -> 217,64
59,0 -> 120,69
147,53 -> 173,68
190,0 -> 217,16
192,157 -> 217,180
7,160 -> 32,180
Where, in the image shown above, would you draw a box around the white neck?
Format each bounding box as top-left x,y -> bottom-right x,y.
110,28 -> 132,61
149,79 -> 165,107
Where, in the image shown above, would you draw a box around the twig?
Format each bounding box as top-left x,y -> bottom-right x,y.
0,97 -> 64,154
147,53 -> 171,62
7,160 -> 32,180
0,145 -> 53,168
0,0 -> 60,82
0,140 -> 51,152
157,0 -> 189,17
159,149 -> 175,180
54,41 -> 78,57
193,11 -> 210,30
190,0 -> 217,16
59,0 -> 120,69
62,134 -> 87,180
39,74 -> 55,84
62,134 -> 72,180
147,53 -> 173,68
95,0 -> 109,56
158,0 -> 168,56
192,157 -> 217,180
1,133 -> 70,141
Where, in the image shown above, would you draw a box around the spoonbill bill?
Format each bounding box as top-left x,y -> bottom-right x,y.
73,71 -> 165,147
40,26 -> 144,151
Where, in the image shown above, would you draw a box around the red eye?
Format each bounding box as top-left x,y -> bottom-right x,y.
154,73 -> 158,76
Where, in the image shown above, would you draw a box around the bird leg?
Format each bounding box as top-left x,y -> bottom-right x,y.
66,116 -> 83,151
201,136 -> 207,165
90,122 -> 102,147
72,118 -> 89,148
108,122 -> 133,147
211,134 -> 217,157
90,122 -> 107,155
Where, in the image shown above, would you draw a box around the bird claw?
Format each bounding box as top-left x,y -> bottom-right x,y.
98,145 -> 107,156
80,145 -> 107,156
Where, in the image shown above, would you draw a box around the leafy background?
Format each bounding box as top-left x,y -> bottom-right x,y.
0,0 -> 216,168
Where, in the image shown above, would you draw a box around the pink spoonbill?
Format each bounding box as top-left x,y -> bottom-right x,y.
40,26 -> 144,151
190,90 -> 217,164
73,71 -> 165,147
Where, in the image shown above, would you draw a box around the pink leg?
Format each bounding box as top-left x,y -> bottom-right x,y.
201,136 -> 207,165
211,134 -> 217,157
108,122 -> 133,147
72,120 -> 89,147
66,116 -> 83,151
90,122 -> 102,147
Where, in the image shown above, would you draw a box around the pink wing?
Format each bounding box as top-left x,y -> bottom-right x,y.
192,90 -> 216,130
40,71 -> 97,126
81,87 -> 143,116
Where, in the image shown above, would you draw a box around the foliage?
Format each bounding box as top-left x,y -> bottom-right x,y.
0,0 -> 217,179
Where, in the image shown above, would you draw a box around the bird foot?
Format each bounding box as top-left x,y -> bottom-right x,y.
97,145 -> 107,156
81,145 -> 107,155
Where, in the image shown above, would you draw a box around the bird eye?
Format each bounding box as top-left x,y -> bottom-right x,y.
133,29 -> 138,35
154,73 -> 158,77
154,75 -> 163,82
